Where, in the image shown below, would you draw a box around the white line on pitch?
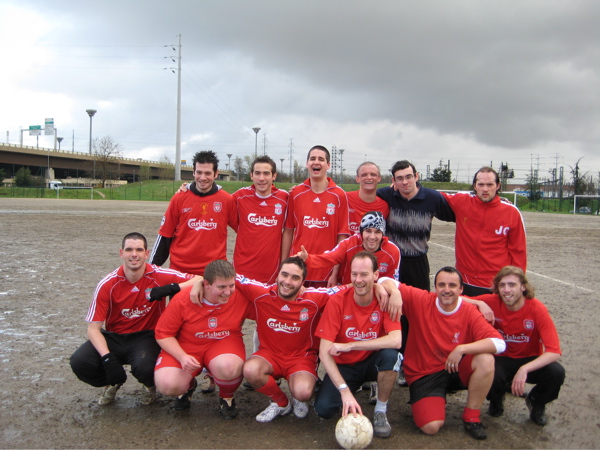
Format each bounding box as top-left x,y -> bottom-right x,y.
430,242 -> 593,293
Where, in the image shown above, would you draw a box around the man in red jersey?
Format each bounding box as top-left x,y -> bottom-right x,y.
314,252 -> 402,440
154,260 -> 253,419
69,232 -> 198,406
346,162 -> 389,235
442,167 -> 527,296
379,267 -> 505,440
298,211 -> 400,285
281,145 -> 350,287
150,151 -> 238,275
232,156 -> 289,284
468,266 -> 564,426
236,256 -> 401,423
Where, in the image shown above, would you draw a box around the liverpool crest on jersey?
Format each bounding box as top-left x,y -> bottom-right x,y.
524,319 -> 534,330
326,203 -> 335,215
274,203 -> 283,215
208,317 -> 218,329
370,311 -> 380,323
299,308 -> 309,321
213,202 -> 222,212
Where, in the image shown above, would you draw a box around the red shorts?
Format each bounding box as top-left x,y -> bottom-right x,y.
155,336 -> 246,377
251,349 -> 318,380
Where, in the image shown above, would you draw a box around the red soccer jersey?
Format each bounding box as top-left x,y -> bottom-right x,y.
157,187 -> 238,275
476,294 -> 561,358
232,185 -> 289,283
316,288 -> 401,365
346,190 -> 390,235
284,178 -> 350,282
399,284 -> 503,385
154,285 -> 253,353
235,275 -> 342,357
442,193 -> 527,288
306,234 -> 400,285
85,264 -> 192,334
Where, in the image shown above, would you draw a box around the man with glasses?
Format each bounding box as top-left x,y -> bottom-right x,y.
377,160 -> 454,291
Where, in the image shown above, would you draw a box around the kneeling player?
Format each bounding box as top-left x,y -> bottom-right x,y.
154,260 -> 253,418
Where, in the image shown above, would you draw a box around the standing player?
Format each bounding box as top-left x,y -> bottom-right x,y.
281,145 -> 350,287
69,232 -> 197,405
346,162 -> 389,234
232,156 -> 289,284
314,252 -> 402,439
153,260 -> 253,418
469,266 -> 564,425
298,211 -> 400,285
236,257 -> 402,422
376,160 -> 455,291
379,267 -> 505,440
442,167 -> 527,296
150,150 -> 238,275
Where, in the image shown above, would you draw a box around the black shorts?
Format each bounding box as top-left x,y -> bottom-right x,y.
409,369 -> 466,404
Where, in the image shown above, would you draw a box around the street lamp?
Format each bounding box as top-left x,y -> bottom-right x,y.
57,137 -> 63,151
86,109 -> 97,182
252,127 -> 261,158
226,153 -> 232,174
280,158 -> 285,176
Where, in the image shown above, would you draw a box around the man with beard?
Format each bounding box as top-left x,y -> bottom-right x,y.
235,257 -> 401,422
313,252 -> 403,439
468,266 -> 564,426
442,167 -> 527,296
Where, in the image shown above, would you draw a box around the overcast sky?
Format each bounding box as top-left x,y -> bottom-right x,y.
1,0 -> 598,184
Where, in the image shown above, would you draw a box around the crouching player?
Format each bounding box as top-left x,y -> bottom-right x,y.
469,266 -> 565,425
153,260 -> 253,418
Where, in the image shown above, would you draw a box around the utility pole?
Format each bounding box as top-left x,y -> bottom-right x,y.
174,34 -> 182,181
289,139 -> 294,183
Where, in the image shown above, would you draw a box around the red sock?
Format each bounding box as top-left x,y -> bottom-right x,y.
256,376 -> 288,407
213,375 -> 242,399
462,407 -> 481,423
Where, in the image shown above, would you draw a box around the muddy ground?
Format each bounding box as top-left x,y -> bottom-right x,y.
0,197 -> 599,449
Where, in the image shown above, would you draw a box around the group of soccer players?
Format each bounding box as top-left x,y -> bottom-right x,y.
70,145 -> 564,442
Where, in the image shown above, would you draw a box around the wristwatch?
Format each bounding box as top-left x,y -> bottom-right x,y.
337,383 -> 348,391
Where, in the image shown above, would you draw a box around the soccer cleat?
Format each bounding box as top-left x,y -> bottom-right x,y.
397,368 -> 408,387
219,397 -> 238,420
98,384 -> 122,405
173,378 -> 197,410
256,401 -> 292,422
140,385 -> 157,405
200,373 -> 216,394
292,398 -> 309,418
368,382 -> 378,405
373,411 -> 392,438
526,392 -> 548,426
488,398 -> 504,417
463,421 -> 487,440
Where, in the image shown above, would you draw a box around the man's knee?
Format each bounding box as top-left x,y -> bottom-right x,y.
472,353 -> 495,376
314,397 -> 338,419
420,420 -> 444,435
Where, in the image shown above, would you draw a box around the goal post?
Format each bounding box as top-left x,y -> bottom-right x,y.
573,195 -> 600,215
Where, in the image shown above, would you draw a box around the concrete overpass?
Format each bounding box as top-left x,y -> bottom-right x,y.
0,143 -> 196,184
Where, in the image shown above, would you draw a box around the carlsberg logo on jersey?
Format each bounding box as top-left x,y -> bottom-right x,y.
345,327 -> 377,341
303,216 -> 330,229
247,213 -> 279,227
122,305 -> 152,319
187,218 -> 218,230
194,330 -> 230,339
267,318 -> 301,333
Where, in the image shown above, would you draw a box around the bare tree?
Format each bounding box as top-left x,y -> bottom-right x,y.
569,157 -> 588,196
158,156 -> 175,180
93,136 -> 122,187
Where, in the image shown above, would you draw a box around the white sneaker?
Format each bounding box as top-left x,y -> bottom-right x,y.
98,384 -> 122,405
140,385 -> 157,405
292,398 -> 309,418
256,401 -> 292,422
397,368 -> 408,386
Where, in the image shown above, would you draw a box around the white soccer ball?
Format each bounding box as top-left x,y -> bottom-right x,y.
335,414 -> 374,449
